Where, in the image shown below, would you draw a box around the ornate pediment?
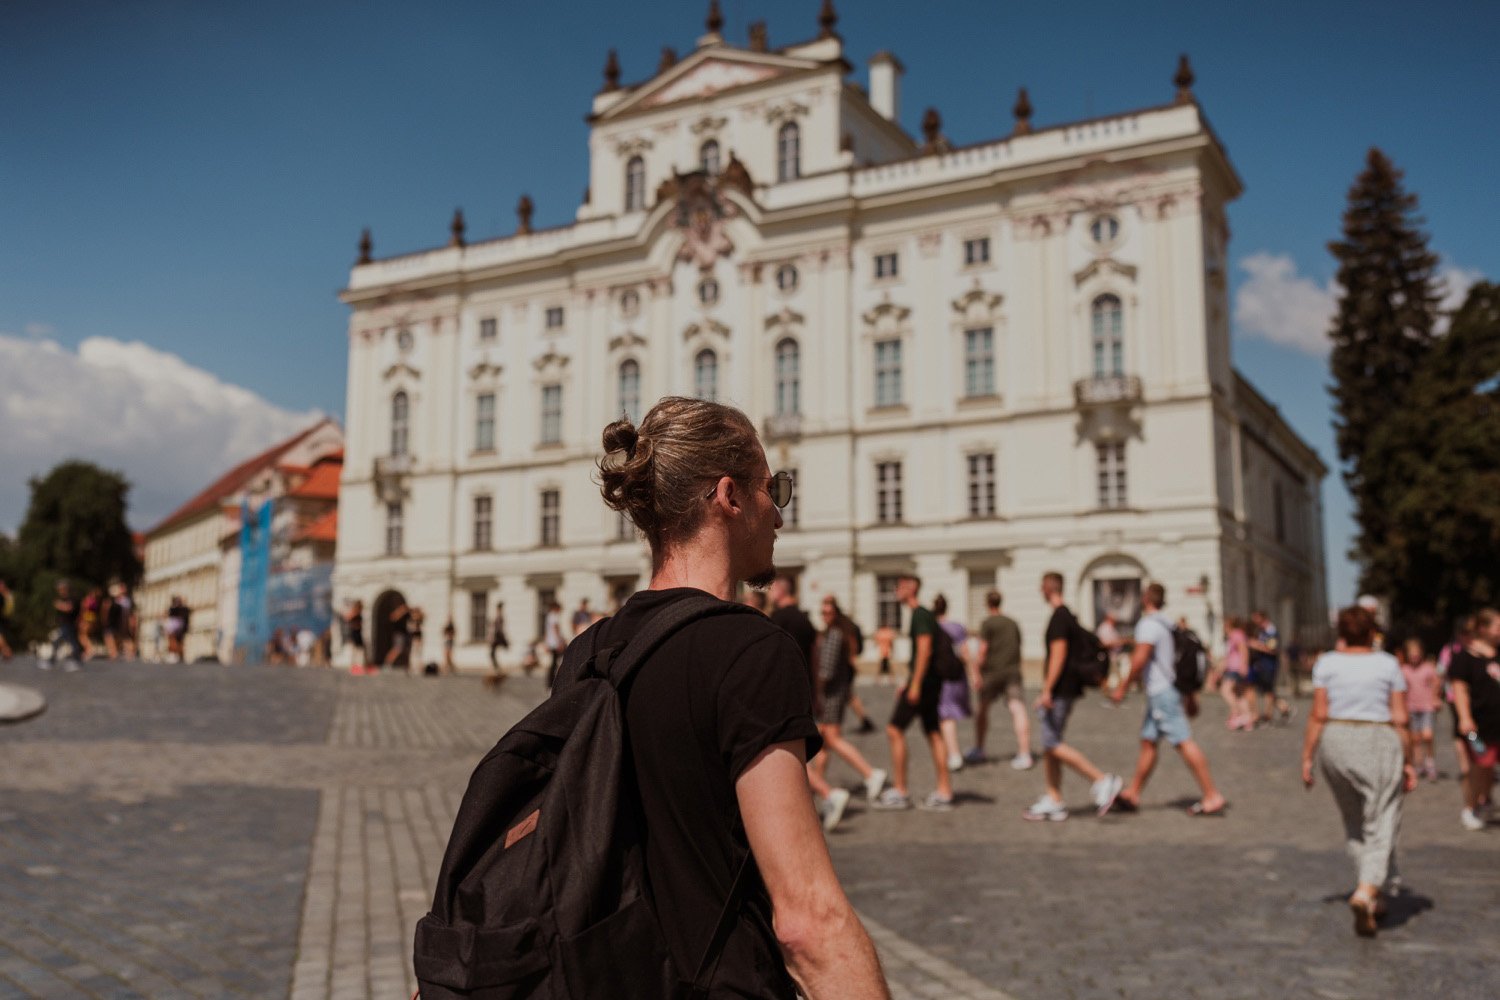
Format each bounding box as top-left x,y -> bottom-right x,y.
1073,258 -> 1138,287
764,307 -> 805,330
608,331 -> 648,353
763,100 -> 810,125
861,300 -> 912,336
951,288 -> 1004,320
596,48 -> 823,120
467,361 -> 504,381
530,347 -> 570,372
612,135 -> 654,156
382,361 -> 420,382
683,319 -> 731,342
689,114 -> 728,135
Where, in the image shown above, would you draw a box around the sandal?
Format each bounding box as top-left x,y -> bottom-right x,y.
1187,800 -> 1228,817
1349,892 -> 1378,938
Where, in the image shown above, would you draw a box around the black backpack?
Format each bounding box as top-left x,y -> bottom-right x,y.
1069,621 -> 1110,689
414,595 -> 763,999
1172,625 -> 1209,695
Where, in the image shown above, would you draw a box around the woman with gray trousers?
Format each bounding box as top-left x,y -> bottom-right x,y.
1300,604 -> 1416,937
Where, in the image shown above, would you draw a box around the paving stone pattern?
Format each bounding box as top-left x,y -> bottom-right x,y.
1,657 -> 1496,999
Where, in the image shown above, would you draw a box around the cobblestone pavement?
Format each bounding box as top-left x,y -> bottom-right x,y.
1,656 -> 1495,999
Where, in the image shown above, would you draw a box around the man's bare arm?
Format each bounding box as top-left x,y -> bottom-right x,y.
737,742 -> 889,999
907,634 -> 932,700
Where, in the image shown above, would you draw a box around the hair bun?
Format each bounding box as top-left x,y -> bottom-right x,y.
602,418 -> 639,461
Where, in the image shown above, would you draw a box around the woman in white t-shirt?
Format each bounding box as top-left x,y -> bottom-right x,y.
1300,605 -> 1415,938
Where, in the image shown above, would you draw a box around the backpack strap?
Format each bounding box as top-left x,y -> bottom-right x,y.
687,850 -> 753,998
604,593 -> 756,691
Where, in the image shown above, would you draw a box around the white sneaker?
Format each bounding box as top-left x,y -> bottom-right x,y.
872,787 -> 911,811
865,767 -> 888,802
1022,795 -> 1068,822
62,660 -> 81,673
946,753 -> 964,772
1091,774 -> 1123,816
820,788 -> 851,832
918,792 -> 954,812
1460,808 -> 1486,832
1011,752 -> 1035,771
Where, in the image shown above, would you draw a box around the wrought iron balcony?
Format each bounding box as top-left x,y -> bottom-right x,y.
764,412 -> 803,440
374,453 -> 414,478
1073,374 -> 1142,408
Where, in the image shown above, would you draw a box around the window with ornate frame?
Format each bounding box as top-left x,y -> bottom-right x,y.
390,391 -> 409,457
694,349 -> 718,402
775,264 -> 799,292
468,591 -> 488,644
876,461 -> 903,523
625,155 -> 646,212
874,252 -> 899,280
385,502 -> 404,556
1097,442 -> 1127,509
873,339 -> 902,407
963,327 -> 995,398
617,359 -> 641,424
963,237 -> 990,266
479,316 -> 497,342
1091,295 -> 1124,377
777,122 -> 800,181
774,338 -> 800,417
540,384 -> 563,445
474,392 -> 496,453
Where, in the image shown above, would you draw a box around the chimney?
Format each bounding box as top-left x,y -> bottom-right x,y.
869,51 -> 903,122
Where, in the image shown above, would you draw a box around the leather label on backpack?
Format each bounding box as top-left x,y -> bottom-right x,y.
504,809 -> 540,849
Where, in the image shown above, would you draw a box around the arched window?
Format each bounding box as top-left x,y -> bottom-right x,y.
618,359 -> 641,424
777,122 -> 800,182
1091,294 -> 1124,378
390,391 -> 409,456
694,349 -> 719,403
774,339 -> 800,416
699,139 -> 721,176
624,155 -> 646,212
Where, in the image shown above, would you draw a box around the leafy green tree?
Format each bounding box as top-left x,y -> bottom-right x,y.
1327,148 -> 1442,598
9,461 -> 141,643
1368,283 -> 1500,640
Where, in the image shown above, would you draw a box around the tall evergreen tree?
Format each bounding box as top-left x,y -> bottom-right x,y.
1327,148 -> 1442,594
1368,282 -> 1500,639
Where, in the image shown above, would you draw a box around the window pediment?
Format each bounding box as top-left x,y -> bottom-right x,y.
861,300 -> 912,337
764,306 -> 804,331
1074,258 -> 1137,287
950,288 -> 1004,321
683,319 -> 731,342
382,361 -> 421,382
531,347 -> 571,373
467,361 -> 504,381
609,331 -> 648,353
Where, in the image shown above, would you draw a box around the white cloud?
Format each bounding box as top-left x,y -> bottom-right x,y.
0,332 -> 324,535
1233,252 -> 1339,356
1234,253 -> 1487,353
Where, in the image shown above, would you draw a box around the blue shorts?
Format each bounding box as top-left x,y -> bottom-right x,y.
1141,689 -> 1193,746
1249,660 -> 1278,694
1037,697 -> 1075,751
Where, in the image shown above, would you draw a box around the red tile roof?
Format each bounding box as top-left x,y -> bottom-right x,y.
147,419 -> 335,536
296,509 -> 339,544
287,459 -> 342,501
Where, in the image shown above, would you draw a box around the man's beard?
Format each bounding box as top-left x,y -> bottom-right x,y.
745,564 -> 777,590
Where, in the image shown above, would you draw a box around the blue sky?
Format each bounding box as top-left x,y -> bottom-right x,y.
2,0 -> 1496,603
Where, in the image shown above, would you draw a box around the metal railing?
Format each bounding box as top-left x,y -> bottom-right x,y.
1073,374 -> 1142,407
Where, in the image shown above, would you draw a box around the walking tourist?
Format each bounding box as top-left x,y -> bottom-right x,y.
1398,637 -> 1441,781
0,578 -> 15,661
49,580 -> 82,671
345,599 -> 367,674
571,597 -> 594,637
166,595 -> 191,662
1300,605 -> 1415,936
487,601 -> 509,670
1096,609 -> 1128,698
383,598 -> 411,670
442,618 -> 456,674
1449,609 -> 1500,832
1216,616 -> 1254,730
1022,572 -> 1121,821
543,599 -> 565,687
586,396 -> 888,995
1110,584 -> 1227,816
1438,631 -> 1470,787
874,622 -> 895,683
408,606 -> 427,674
932,594 -> 972,772
874,574 -> 955,812
808,596 -> 887,809
1248,610 -> 1293,725
79,587 -> 102,659
768,576 -> 817,676
966,590 -> 1031,769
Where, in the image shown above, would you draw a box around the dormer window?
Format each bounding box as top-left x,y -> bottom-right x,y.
700,140 -> 721,176
625,155 -> 646,212
545,306 -> 565,330
1090,214 -> 1120,247
698,278 -> 720,306
775,264 -> 799,292
777,122 -> 801,182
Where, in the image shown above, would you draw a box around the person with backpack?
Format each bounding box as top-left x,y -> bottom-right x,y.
873,574 -> 956,812
1109,583 -> 1227,817
414,396 -> 888,1000
1022,572 -> 1122,821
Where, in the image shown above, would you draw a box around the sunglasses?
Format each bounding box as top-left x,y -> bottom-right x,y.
703,470 -> 795,509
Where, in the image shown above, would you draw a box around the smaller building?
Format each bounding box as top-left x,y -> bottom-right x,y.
140,419 -> 343,661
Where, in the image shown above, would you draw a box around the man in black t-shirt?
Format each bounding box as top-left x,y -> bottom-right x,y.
49,580 -> 83,670
768,576 -> 817,676
874,574 -> 954,811
590,397 -> 888,998
1451,609 -> 1500,831
1022,572 -> 1121,821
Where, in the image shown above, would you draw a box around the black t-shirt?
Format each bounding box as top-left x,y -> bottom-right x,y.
55,598 -> 77,628
769,605 -> 817,673
1450,650 -> 1500,744
1045,605 -> 1085,700
604,589 -> 821,999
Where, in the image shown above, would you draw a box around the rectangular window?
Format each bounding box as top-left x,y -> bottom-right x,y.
877,575 -> 903,630
781,467 -> 799,529
535,587 -> 556,645
540,489 -> 560,547
963,237 -> 990,266
479,317 -> 497,342
469,590 -> 488,644
873,339 -> 902,408
1097,443 -> 1127,509
874,252 -> 899,279
964,327 -> 995,397
540,384 -> 562,445
876,461 -> 903,524
967,452 -> 996,517
385,502 -> 403,556
545,306 -> 565,330
475,392 -> 496,452
473,494 -> 493,551
615,508 -> 634,542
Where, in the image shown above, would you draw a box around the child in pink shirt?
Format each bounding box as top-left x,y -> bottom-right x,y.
1401,638 -> 1440,780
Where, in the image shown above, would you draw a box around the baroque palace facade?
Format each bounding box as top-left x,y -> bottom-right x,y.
335,4 -> 1328,669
